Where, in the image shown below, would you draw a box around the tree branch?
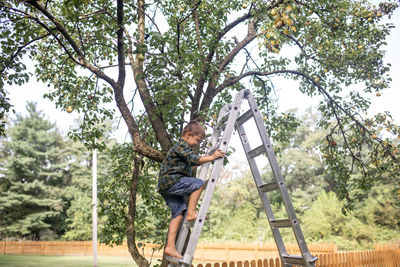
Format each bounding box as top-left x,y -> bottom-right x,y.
19,1 -> 165,162
217,68 -> 398,162
133,0 -> 173,152
25,1 -> 86,62
116,0 -> 126,87
176,0 -> 202,55
197,20 -> 262,115
193,7 -> 204,56
216,20 -> 262,82
191,12 -> 253,117
0,32 -> 51,74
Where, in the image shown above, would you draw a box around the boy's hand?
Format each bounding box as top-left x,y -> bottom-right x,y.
212,149 -> 226,160
199,149 -> 226,164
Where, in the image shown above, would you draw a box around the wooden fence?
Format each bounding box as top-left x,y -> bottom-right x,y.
1,241 -> 399,266
205,249 -> 400,267
197,249 -> 400,266
0,241 -> 336,262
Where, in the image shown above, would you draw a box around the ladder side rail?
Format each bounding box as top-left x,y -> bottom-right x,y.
236,122 -> 289,263
197,103 -> 231,180
245,93 -> 315,265
179,90 -> 246,266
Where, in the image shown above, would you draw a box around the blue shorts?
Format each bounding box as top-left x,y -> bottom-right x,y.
161,177 -> 204,218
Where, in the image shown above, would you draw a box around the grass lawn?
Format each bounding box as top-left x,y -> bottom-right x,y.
0,254 -> 141,267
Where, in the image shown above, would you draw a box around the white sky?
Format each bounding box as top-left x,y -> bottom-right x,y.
5,6 -> 400,143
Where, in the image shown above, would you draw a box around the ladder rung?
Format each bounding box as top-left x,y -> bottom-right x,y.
247,145 -> 266,158
218,108 -> 232,125
183,220 -> 195,228
165,255 -> 183,264
258,182 -> 279,192
270,219 -> 291,228
236,109 -> 253,126
207,143 -> 220,155
283,255 -> 305,265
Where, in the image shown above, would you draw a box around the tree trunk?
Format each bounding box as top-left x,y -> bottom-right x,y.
126,154 -> 149,267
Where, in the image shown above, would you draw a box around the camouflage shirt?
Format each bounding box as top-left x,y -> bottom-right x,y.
158,138 -> 201,193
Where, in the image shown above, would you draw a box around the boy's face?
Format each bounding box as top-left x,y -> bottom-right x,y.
183,132 -> 204,148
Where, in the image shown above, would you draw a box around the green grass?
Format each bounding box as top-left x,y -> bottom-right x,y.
0,254 -> 139,267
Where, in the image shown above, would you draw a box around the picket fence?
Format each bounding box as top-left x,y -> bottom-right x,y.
0,241 -> 336,262
199,249 -> 400,267
1,241 -> 399,266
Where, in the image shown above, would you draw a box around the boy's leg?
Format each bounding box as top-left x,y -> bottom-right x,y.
186,183 -> 205,221
164,214 -> 184,258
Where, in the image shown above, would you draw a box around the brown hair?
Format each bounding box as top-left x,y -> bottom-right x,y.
182,121 -> 205,139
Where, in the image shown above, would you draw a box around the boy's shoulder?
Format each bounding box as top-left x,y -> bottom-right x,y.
167,138 -> 197,159
171,138 -> 190,151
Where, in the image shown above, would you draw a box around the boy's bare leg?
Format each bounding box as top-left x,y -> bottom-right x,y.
164,214 -> 184,258
186,184 -> 204,221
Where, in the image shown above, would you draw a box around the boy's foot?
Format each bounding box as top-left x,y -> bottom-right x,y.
186,211 -> 198,222
164,246 -> 183,259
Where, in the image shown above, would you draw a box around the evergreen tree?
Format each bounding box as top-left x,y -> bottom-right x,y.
0,102 -> 68,240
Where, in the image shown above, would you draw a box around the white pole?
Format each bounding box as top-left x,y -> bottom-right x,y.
92,148 -> 98,267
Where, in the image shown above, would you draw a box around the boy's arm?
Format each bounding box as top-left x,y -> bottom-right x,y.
198,149 -> 225,164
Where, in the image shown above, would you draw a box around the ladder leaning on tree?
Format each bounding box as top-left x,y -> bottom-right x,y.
166,89 -> 318,267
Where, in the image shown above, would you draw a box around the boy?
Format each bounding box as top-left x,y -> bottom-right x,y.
158,121 -> 225,258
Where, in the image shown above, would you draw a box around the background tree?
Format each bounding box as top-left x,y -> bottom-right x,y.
277,108 -> 329,193
1,0 -> 399,265
62,128 -> 114,241
0,103 -> 69,240
202,110 -> 400,249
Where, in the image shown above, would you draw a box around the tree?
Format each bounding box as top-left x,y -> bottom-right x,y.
0,102 -> 69,240
62,120 -> 115,241
1,0 -> 399,265
276,108 -> 329,193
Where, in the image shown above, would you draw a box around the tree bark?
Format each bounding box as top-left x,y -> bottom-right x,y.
133,0 -> 173,152
126,154 -> 150,267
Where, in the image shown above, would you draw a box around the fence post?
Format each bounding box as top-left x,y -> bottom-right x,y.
342,252 -> 346,267
268,258 -> 274,267
262,259 -> 268,267
329,252 -> 335,267
366,251 -> 372,266
319,254 -> 325,267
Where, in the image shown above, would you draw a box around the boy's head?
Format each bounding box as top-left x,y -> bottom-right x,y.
182,121 -> 206,147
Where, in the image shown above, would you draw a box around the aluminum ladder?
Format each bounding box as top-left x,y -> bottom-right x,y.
167,89 -> 317,267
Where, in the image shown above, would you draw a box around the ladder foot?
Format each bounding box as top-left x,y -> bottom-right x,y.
308,255 -> 318,263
